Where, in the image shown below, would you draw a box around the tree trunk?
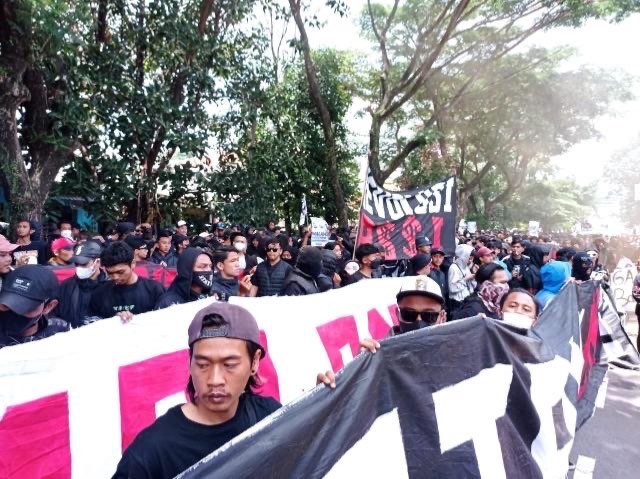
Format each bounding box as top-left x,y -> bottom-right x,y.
289,0 -> 348,227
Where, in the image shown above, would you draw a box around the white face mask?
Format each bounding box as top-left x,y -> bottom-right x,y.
502,312 -> 534,330
234,242 -> 246,252
75,263 -> 95,280
61,230 -> 74,240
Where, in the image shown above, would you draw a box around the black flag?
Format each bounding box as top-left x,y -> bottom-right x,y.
356,170 -> 457,259
178,281 -> 638,478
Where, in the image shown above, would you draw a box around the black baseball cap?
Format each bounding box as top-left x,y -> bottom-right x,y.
416,236 -> 432,247
71,240 -> 104,265
0,265 -> 59,315
124,235 -> 148,251
188,303 -> 264,356
430,246 -> 446,256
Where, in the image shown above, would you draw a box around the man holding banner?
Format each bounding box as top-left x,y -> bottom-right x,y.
113,302 -> 281,479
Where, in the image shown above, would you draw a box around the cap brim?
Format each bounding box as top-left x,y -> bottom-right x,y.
0,245 -> 19,253
396,290 -> 444,305
71,255 -> 93,265
0,291 -> 42,316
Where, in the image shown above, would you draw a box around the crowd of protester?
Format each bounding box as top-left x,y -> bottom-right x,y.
2,216 -> 639,478
1,216 -> 639,350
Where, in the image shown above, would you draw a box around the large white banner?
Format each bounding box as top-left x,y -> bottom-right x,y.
0,278 -> 402,478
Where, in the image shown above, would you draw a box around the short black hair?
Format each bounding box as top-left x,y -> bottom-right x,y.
500,288 -> 541,318
212,245 -> 236,266
157,229 -> 172,240
475,263 -> 504,286
58,220 -> 72,228
187,313 -> 261,402
355,243 -> 379,262
266,238 -> 280,248
510,239 -> 523,247
229,232 -> 246,243
100,241 -> 134,267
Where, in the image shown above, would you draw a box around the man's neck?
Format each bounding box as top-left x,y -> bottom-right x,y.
182,398 -> 240,426
359,267 -> 372,278
125,272 -> 138,285
16,237 -> 31,245
512,254 -> 521,260
219,273 -> 237,282
268,257 -> 280,266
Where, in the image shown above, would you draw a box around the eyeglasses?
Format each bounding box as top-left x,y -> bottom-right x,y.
399,308 -> 440,325
267,248 -> 280,252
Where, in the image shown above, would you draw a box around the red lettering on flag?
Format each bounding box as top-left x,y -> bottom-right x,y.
579,288 -> 601,399
317,316 -> 361,371
119,350 -> 189,450
358,213 -> 375,246
254,330 -> 280,402
0,392 -> 71,478
375,223 -> 397,259
401,216 -> 423,257
431,216 -> 444,248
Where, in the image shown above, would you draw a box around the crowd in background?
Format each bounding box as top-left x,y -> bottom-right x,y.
1,216 -> 639,350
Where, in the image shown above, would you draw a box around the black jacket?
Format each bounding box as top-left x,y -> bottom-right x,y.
450,295 -> 498,321
280,268 -> 319,296
211,276 -> 240,301
252,260 -> 292,297
150,249 -> 179,268
504,255 -> 541,292
429,268 -> 448,302
55,271 -> 110,328
155,248 -> 208,309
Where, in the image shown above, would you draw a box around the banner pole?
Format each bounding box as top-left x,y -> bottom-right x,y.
353,160 -> 370,260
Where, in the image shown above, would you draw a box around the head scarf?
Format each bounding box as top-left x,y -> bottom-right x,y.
477,281 -> 509,314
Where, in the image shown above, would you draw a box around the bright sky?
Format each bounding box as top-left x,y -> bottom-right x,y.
304,2 -> 640,188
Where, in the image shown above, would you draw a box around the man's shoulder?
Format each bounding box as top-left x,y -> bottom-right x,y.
137,276 -> 165,291
244,393 -> 281,419
127,405 -> 183,449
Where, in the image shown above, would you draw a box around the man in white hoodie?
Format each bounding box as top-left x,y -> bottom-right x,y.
447,244 -> 476,313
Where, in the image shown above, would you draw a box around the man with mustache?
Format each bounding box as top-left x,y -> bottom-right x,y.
113,303 -> 281,479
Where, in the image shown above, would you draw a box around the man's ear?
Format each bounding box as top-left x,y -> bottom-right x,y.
43,299 -> 59,315
251,348 -> 262,373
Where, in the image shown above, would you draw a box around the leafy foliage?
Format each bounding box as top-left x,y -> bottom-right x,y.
209,49 -> 360,228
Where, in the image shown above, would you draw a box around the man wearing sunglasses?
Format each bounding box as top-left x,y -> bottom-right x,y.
318,275 -> 446,388
250,239 -> 292,297
389,275 -> 447,335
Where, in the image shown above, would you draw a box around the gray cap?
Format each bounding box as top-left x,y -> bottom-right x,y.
71,240 -> 104,265
188,303 -> 264,355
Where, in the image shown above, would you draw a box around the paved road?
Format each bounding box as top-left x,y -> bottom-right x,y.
569,314 -> 640,479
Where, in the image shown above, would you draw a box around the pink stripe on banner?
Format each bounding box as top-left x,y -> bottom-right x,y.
118,350 -> 189,451
0,392 -> 71,479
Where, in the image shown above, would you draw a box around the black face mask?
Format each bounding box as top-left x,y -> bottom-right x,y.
398,319 -> 428,334
193,271 -> 213,293
0,309 -> 42,337
370,259 -> 382,270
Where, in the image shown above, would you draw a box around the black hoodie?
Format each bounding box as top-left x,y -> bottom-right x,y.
155,248 -> 210,309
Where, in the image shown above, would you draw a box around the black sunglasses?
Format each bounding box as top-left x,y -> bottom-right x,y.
267,247 -> 280,252
399,308 -> 440,325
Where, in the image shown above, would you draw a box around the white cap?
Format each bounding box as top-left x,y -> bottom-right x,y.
396,275 -> 444,304
198,231 -> 211,238
177,220 -> 187,227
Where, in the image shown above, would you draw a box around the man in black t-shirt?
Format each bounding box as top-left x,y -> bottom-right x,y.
12,219 -> 49,265
89,241 -> 164,321
113,302 -> 281,479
